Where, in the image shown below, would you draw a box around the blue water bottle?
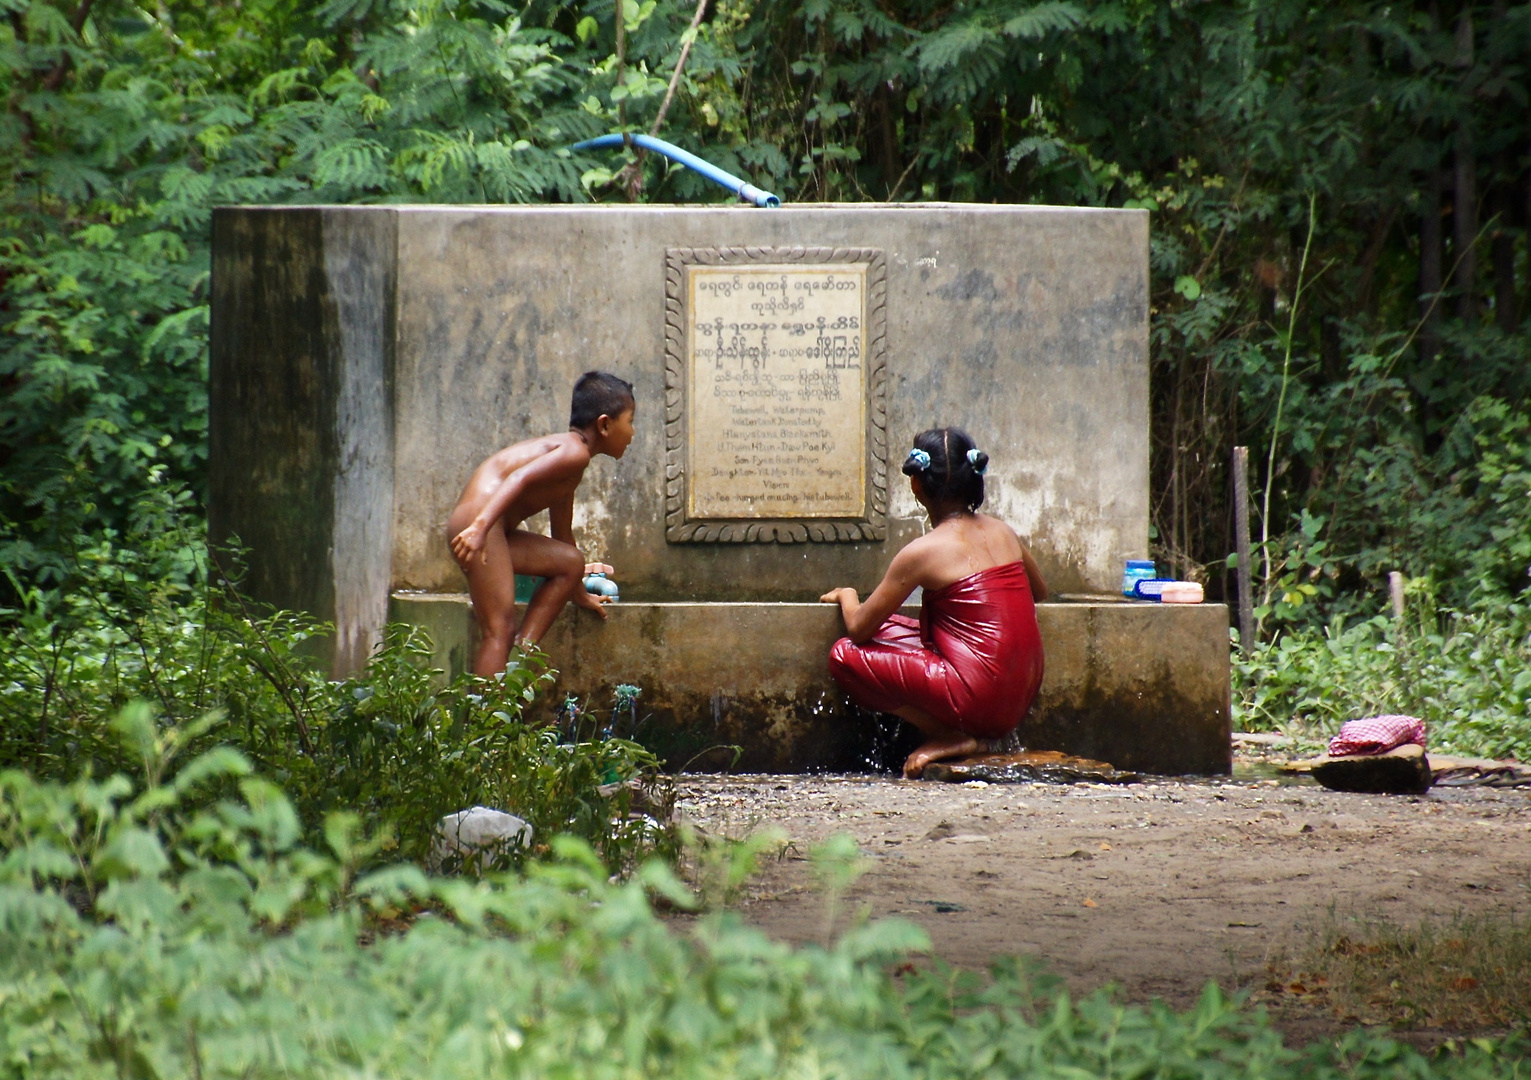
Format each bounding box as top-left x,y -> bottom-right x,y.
1122,560 -> 1156,598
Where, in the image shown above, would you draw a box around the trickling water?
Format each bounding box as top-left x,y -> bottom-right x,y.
988,728 -> 1025,754
846,704 -> 918,775
1229,760 -> 1310,786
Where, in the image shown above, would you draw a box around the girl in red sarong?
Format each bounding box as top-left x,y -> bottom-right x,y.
821,428 -> 1048,778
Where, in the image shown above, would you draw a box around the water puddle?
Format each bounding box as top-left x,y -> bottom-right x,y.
1227,760 -> 1315,786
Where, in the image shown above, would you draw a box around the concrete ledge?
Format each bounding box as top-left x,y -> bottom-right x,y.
389,595 -> 1232,776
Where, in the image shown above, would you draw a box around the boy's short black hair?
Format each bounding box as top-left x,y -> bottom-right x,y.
570,371 -> 635,429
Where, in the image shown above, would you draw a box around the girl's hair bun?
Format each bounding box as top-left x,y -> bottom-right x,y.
901,448 -> 932,476
907,426 -> 987,511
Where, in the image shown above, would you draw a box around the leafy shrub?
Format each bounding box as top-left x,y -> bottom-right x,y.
1462,398 -> 1531,601
3,746 -> 1529,1079
1234,589 -> 1531,760
0,488 -> 674,871
1232,389 -> 1531,650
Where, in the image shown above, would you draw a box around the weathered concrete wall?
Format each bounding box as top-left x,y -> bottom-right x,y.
212,204 -> 1148,658
210,208 -> 396,672
388,204 -> 1149,602
390,594 -> 1233,776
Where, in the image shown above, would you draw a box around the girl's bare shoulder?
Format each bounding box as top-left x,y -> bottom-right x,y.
894,525 -> 964,577
976,512 -> 1024,544
894,528 -> 943,561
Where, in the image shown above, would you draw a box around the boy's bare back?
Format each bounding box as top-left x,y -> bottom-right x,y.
448,431 -> 590,549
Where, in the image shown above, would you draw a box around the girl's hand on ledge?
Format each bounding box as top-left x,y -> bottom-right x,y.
820,587 -> 858,605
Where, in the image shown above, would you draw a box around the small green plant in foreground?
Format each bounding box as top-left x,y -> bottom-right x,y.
3,742 -> 1529,1079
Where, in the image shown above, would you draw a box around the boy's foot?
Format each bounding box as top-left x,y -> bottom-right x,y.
903,734 -> 980,779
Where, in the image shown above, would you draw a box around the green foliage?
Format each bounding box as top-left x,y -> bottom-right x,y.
4,752 -> 1531,1077
1233,588 -> 1531,760
0,486 -> 675,871
1463,398 -> 1531,600
0,0 -> 613,591
1234,394 -> 1531,751
3,0 -> 1530,758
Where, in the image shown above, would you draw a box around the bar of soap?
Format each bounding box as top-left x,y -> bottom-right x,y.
1160,581 -> 1204,604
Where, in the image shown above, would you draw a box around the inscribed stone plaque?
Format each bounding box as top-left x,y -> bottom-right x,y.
664,247 -> 888,543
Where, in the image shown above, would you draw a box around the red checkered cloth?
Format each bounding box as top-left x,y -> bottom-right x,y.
1327,715 -> 1427,757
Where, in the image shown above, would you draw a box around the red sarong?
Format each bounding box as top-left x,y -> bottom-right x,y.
828,561 -> 1044,740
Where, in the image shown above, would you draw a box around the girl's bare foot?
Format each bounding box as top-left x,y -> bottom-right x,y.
903,734 -> 979,778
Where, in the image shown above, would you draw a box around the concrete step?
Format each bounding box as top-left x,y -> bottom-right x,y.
390,594 -> 1232,776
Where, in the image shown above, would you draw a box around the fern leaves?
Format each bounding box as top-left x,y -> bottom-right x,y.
1002,0 -> 1084,39
912,1 -> 1084,104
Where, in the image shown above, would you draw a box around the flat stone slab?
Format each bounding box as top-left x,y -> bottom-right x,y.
1282,744 -> 1433,794
1231,731 -> 1293,747
390,594 -> 1232,775
922,750 -> 1141,784
1429,755 -> 1531,787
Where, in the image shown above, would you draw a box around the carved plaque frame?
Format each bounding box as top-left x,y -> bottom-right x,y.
664,246 -> 888,543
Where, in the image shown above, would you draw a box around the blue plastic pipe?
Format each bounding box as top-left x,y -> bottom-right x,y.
572,133 -> 780,207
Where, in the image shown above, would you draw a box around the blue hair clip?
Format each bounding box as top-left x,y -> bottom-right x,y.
905,448 -> 932,471
966,447 -> 987,474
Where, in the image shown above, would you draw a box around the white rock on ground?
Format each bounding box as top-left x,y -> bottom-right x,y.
432,806 -> 533,867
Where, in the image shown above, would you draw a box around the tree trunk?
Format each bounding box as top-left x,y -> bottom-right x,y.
1453,122 -> 1478,321
1451,9 -> 1477,321
1354,208 -> 1396,319
1491,182 -> 1518,332
1418,168 -> 1444,361
880,88 -> 897,197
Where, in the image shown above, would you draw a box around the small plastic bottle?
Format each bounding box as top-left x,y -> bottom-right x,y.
583,572 -> 619,601
1122,560 -> 1156,598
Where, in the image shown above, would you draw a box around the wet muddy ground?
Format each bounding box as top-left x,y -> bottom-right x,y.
674,768 -> 1531,1042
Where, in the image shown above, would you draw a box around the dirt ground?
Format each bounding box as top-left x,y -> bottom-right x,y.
673,764 -> 1531,1042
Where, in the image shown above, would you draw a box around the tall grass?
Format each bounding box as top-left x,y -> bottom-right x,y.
1267,910 -> 1531,1031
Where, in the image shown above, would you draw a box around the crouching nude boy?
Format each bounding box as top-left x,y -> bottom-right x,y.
447,371 -> 635,676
